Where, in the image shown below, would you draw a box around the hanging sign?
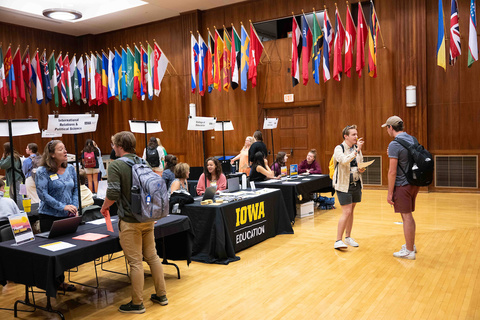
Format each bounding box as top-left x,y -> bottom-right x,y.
187,116 -> 216,131
214,121 -> 234,131
263,118 -> 279,129
0,120 -> 40,137
129,120 -> 163,134
46,114 -> 99,134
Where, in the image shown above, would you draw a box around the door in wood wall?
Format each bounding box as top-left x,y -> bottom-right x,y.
264,106 -> 323,171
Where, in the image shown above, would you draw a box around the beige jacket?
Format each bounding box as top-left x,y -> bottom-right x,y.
332,141 -> 364,193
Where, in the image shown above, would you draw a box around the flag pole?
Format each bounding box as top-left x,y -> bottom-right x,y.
371,0 -> 386,48
249,20 -> 271,62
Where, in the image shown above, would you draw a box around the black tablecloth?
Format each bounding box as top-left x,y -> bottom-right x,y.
255,175 -> 334,221
0,215 -> 193,297
179,189 -> 293,265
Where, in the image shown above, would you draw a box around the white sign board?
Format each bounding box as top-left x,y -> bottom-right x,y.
214,121 -> 234,131
42,130 -> 62,138
0,120 -> 40,137
263,118 -> 279,129
129,120 -> 163,134
46,114 -> 99,134
187,116 -> 216,131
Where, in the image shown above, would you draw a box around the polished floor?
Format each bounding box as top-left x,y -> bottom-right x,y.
1,190 -> 479,319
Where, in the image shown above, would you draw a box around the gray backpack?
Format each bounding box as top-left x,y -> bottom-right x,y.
118,156 -> 169,222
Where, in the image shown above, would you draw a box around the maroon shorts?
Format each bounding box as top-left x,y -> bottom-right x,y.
393,184 -> 420,213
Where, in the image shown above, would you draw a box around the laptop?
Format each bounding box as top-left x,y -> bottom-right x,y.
36,216 -> 83,239
202,186 -> 217,201
226,177 -> 240,192
289,164 -> 299,179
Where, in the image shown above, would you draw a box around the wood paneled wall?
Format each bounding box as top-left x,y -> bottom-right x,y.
1,0 -> 479,191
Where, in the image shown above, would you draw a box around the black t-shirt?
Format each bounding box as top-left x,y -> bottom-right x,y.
248,141 -> 268,164
249,165 -> 267,182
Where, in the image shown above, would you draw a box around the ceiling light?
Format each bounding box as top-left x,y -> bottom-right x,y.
42,8 -> 82,21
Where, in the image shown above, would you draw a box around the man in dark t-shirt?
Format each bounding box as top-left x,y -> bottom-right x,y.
248,130 -> 268,165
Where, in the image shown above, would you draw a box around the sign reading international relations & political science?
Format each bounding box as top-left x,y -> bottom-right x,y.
46,114 -> 99,134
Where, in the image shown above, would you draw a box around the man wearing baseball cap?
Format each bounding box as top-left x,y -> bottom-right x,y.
382,116 -> 419,260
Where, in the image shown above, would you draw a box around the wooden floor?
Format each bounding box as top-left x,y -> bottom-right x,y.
1,190 -> 480,320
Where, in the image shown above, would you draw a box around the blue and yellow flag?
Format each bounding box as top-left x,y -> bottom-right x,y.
114,49 -> 122,100
240,24 -> 250,91
437,0 -> 446,70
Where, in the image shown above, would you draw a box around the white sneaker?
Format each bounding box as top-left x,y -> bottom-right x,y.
334,240 -> 348,250
402,244 -> 417,253
344,237 -> 359,247
393,248 -> 416,260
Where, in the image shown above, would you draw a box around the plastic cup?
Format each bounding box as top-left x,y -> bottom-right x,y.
22,198 -> 31,213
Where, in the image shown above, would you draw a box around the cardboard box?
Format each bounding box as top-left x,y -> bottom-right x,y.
296,201 -> 314,218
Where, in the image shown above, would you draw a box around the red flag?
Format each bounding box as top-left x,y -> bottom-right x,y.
333,8 -> 345,81
21,47 -> 32,98
1,45 -> 11,105
13,47 -> 26,103
301,14 -> 313,85
141,45 -> 147,95
207,30 -> 214,92
248,23 -> 264,88
95,53 -> 102,106
292,17 -> 301,87
63,54 -> 71,104
356,3 -> 368,77
56,53 -> 67,107
345,5 -> 357,78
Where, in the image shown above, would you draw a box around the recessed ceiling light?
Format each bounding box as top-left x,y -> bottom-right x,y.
42,8 -> 82,21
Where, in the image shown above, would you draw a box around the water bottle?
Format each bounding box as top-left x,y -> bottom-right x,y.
131,186 -> 141,214
242,174 -> 247,190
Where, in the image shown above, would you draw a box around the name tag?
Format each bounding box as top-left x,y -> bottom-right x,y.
50,174 -> 59,181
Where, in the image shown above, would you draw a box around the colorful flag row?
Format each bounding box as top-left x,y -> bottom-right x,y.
293,1 -> 381,87
190,21 -> 264,95
0,42 -> 170,106
437,0 -> 478,69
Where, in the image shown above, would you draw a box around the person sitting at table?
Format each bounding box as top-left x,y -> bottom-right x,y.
162,155 -> 177,190
0,142 -> 24,206
231,136 -> 254,175
196,157 -> 227,195
298,149 -> 322,174
250,151 -> 279,182
169,162 -> 190,195
79,169 -> 94,208
0,178 -> 21,220
248,131 -> 268,165
271,151 -> 288,177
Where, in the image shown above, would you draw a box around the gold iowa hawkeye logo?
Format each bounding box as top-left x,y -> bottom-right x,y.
235,201 -> 265,227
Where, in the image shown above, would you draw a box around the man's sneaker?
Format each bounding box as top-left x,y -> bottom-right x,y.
118,301 -> 146,314
393,248 -> 416,260
344,237 -> 359,247
334,240 -> 348,250
402,244 -> 417,253
151,294 -> 168,306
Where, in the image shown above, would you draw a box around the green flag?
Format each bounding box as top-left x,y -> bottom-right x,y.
127,47 -> 134,99
312,11 -> 324,85
47,52 -> 59,107
71,56 -> 81,104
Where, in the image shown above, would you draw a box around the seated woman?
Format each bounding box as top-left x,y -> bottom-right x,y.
230,136 -> 254,175
298,149 -> 322,174
250,151 -> 279,182
271,152 -> 288,177
162,155 -> 177,190
169,162 -> 190,196
0,179 -> 21,220
79,169 -> 94,209
196,157 -> 227,195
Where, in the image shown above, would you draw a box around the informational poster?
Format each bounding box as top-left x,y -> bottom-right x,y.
214,121 -> 234,131
0,120 -> 40,137
46,114 -> 99,134
129,120 -> 163,134
187,116 -> 216,131
289,164 -> 298,177
8,213 -> 35,245
263,118 -> 278,129
281,166 -> 287,177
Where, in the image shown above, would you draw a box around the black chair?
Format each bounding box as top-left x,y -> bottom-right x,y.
189,167 -> 204,180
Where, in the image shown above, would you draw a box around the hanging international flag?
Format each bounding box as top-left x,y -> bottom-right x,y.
21,47 -> 32,100
248,22 -> 264,88
231,26 -> 241,90
115,49 -> 122,100
0,45 -> 8,105
356,3 -> 368,77
95,52 -> 103,105
154,42 -> 168,96
84,55 -> 90,103
323,9 -> 333,82
140,45 -> 147,100
450,0 -> 461,66
198,33 -> 208,95
312,11 -> 324,85
120,48 -> 128,100
88,53 -> 97,105
101,52 -> 108,104
133,45 -> 142,99
70,55 -> 80,104
207,30 -> 215,93
368,1 -> 380,78
333,7 -> 345,81
468,0 -> 478,67
191,33 -> 199,93
345,4 -> 357,78
63,54 -> 72,104
5,46 -> 16,104
13,47 -> 26,103
437,0 -> 447,70
77,55 -> 85,103
40,51 -> 52,104
126,47 -> 134,99
108,50 -> 115,100
292,16 -> 301,87
214,28 -> 224,91
31,50 -> 43,104
147,43 -> 154,99
48,51 -> 58,107
223,29 -> 232,91
301,14 -> 313,85
56,53 -> 67,107
240,24 -> 250,91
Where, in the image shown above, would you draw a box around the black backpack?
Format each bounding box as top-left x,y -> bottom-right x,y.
146,147 -> 160,168
394,136 -> 434,187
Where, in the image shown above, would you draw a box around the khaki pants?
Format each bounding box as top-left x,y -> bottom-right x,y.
119,220 -> 166,304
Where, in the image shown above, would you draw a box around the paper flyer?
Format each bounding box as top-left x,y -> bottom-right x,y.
40,241 -> 76,252
72,233 -> 110,241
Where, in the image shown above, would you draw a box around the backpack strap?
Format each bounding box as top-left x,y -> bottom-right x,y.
393,136 -> 418,176
334,144 -> 345,184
